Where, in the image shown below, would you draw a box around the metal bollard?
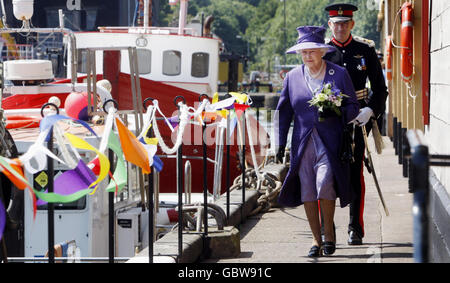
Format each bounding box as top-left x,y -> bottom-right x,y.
41,102 -> 59,264
184,161 -> 192,205
174,96 -> 185,262
406,130 -> 430,263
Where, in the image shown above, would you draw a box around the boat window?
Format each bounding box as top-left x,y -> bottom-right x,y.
45,8 -> 98,31
137,49 -> 151,75
163,50 -> 181,76
37,197 -> 87,210
33,169 -> 87,210
191,52 -> 209,78
77,49 -> 87,74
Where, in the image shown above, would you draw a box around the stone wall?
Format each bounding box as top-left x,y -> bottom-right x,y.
428,0 -> 450,197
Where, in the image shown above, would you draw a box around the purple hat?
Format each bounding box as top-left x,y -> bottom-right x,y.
286,26 -> 335,54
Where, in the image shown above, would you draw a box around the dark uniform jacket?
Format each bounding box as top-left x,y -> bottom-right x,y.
324,35 -> 388,118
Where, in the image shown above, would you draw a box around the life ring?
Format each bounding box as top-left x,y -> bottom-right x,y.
385,35 -> 393,81
5,115 -> 41,129
279,69 -> 288,80
400,2 -> 413,82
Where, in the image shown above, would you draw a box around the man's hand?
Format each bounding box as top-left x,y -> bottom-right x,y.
349,107 -> 374,126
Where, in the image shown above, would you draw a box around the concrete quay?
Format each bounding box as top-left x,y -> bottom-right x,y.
130,137 -> 414,263
203,137 -> 414,263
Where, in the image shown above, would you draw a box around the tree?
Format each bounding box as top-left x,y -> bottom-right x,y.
157,0 -> 381,75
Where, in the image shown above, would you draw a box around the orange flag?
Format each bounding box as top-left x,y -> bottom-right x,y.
0,158 -> 29,190
115,118 -> 151,174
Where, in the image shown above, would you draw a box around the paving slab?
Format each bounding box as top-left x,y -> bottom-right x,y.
203,137 -> 414,263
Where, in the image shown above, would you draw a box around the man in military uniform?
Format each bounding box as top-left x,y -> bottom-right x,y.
323,3 -> 388,245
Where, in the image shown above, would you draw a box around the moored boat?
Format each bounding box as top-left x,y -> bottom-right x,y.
0,0 -> 270,260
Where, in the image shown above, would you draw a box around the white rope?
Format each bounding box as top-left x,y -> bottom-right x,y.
390,8 -> 409,49
137,105 -> 156,141
406,82 -> 417,100
150,99 -> 210,154
99,106 -> 117,154
53,124 -> 78,168
245,111 -> 264,180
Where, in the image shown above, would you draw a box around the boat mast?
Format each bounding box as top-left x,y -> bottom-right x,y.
170,0 -> 189,35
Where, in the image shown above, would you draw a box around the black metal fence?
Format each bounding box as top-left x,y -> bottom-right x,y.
405,129 -> 450,263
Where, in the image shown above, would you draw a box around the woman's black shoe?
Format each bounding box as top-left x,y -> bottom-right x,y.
322,242 -> 336,256
308,245 -> 322,257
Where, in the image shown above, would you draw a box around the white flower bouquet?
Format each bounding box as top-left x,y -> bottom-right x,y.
308,82 -> 349,122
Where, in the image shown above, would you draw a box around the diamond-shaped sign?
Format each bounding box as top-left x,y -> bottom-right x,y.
35,171 -> 48,188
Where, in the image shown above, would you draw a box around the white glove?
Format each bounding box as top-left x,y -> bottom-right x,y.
349,107 -> 374,126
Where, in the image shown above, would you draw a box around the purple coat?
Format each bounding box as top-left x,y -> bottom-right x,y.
275,61 -> 359,208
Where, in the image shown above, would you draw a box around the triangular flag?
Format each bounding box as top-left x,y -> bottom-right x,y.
229,115 -> 238,139
106,131 -> 127,193
144,137 -> 158,145
0,156 -> 36,220
115,117 -> 151,174
202,112 -> 218,122
36,160 -> 97,206
153,156 -> 164,172
234,103 -> 250,120
64,133 -> 110,195
217,109 -> 228,119
212,92 -> 219,104
168,116 -> 179,129
230,92 -> 248,104
0,158 -> 28,190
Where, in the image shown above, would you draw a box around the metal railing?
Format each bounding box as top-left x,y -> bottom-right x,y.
405,129 -> 450,263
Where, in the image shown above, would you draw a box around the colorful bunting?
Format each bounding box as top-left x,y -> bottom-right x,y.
64,133 -> 110,195
40,114 -> 98,140
36,160 -> 96,206
212,92 -> 219,104
0,156 -> 36,219
229,92 -> 248,104
168,116 -> 180,129
234,103 -> 250,120
115,117 -> 151,174
105,131 -> 127,193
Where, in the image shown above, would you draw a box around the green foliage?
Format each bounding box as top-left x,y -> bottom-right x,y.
161,0 -> 381,74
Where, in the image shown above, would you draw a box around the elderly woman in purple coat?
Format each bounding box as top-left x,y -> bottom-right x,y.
274,26 -> 359,257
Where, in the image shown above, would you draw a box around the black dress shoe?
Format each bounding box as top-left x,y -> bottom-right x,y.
308,245 -> 322,257
348,231 -> 363,245
322,242 -> 336,256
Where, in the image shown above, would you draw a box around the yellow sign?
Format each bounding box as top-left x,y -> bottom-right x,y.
35,171 -> 48,188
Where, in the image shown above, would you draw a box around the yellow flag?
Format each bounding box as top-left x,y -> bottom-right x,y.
229,92 -> 248,104
216,109 -> 228,119
64,133 -> 110,195
212,92 -> 219,104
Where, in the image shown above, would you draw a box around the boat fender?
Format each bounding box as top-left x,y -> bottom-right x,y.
5,115 -> 41,129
